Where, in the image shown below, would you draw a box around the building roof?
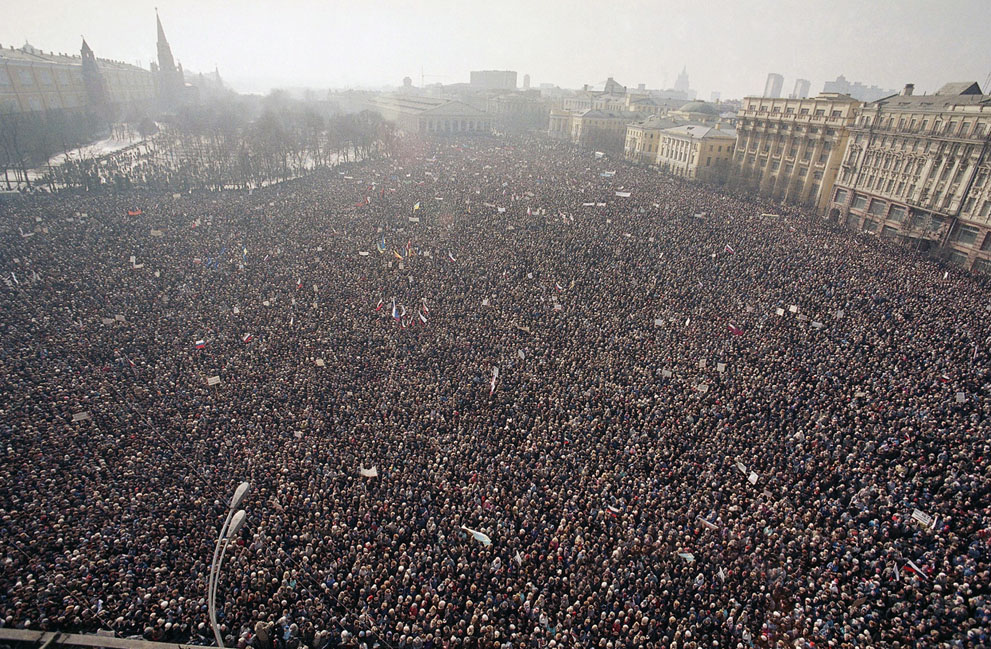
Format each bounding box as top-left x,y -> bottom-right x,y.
661,124 -> 737,140
676,101 -> 720,116
369,94 -> 486,116
629,114 -> 684,130
0,44 -> 147,72
576,108 -> 638,120
937,82 -> 983,96
871,84 -> 990,112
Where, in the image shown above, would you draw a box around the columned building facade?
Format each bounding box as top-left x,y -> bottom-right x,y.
732,93 -> 860,212
829,82 -> 991,270
367,94 -> 491,135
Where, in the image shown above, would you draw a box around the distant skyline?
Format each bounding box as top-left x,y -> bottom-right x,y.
2,0 -> 989,100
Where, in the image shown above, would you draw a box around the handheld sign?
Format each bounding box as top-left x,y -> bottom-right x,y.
207,376 -> 221,386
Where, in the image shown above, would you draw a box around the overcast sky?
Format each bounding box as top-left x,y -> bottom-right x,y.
3,0 -> 989,100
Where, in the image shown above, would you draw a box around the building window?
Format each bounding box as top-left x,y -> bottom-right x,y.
864,219 -> 879,233
19,69 -> 34,85
889,205 -> 907,222
852,195 -> 869,210
957,225 -> 981,246
834,188 -> 849,204
0,68 -> 9,85
949,251 -> 968,266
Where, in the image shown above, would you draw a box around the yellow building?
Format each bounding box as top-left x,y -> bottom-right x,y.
0,41 -> 153,116
828,82 -> 991,271
732,93 -> 860,212
624,114 -> 683,164
656,124 -> 736,182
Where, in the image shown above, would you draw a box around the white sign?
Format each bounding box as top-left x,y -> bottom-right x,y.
654,318 -> 663,326
775,308 -> 785,316
955,392 -> 966,403
207,376 -> 221,386
661,369 -> 672,378
911,509 -> 934,528
615,191 -> 632,198
811,321 -> 824,329
72,411 -> 92,422
359,465 -> 379,478
358,251 -> 370,256
698,359 -> 707,369
150,229 -> 164,237
748,471 -> 758,485
716,362 -> 726,373
789,305 -> 798,313
315,358 -> 326,367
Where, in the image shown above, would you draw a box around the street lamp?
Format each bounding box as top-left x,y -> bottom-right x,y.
208,481 -> 249,647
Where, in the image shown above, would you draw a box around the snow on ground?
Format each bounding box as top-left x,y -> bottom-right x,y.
27,132 -> 147,181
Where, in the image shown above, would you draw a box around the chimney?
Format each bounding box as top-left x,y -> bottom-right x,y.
583,84 -> 589,91
903,83 -> 914,96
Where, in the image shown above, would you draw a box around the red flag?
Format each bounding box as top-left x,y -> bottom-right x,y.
728,323 -> 744,336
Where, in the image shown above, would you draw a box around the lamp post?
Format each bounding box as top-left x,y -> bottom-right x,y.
208,481 -> 249,647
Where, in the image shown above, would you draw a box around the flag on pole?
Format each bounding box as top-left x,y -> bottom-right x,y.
555,282 -> 563,292
413,202 -> 420,211
242,333 -> 253,343
375,299 -> 384,312
392,299 -> 400,321
419,312 -> 428,325
904,559 -> 928,580
195,339 -> 206,350
724,244 -> 735,254
490,367 -> 499,395
448,252 -> 457,263
728,322 -> 744,336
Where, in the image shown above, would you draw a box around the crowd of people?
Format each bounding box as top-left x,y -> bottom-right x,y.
1,134 -> 989,649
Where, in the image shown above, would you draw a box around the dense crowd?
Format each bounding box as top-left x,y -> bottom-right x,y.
1,135 -> 989,649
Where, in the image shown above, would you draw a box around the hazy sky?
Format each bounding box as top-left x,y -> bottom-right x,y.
3,0 -> 989,99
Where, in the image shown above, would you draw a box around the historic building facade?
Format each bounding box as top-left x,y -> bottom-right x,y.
731,93 -> 860,212
828,82 -> 991,270
0,41 -> 153,117
656,124 -> 736,182
367,94 -> 491,135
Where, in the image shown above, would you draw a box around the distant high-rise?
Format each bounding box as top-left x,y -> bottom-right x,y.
470,70 -> 517,91
792,78 -> 810,99
822,75 -> 896,103
523,74 -> 530,90
710,91 -> 721,103
673,66 -> 690,93
763,73 -> 783,98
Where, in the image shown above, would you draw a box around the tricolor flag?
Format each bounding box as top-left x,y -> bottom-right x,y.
904,559 -> 928,580
296,279 -> 302,290
728,322 -> 744,336
555,282 -> 563,292
392,299 -> 399,321
242,333 -> 253,343
724,244 -> 735,254
419,312 -> 428,325
375,299 -> 384,312
448,252 -> 457,263
195,339 -> 206,350
421,300 -> 429,314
